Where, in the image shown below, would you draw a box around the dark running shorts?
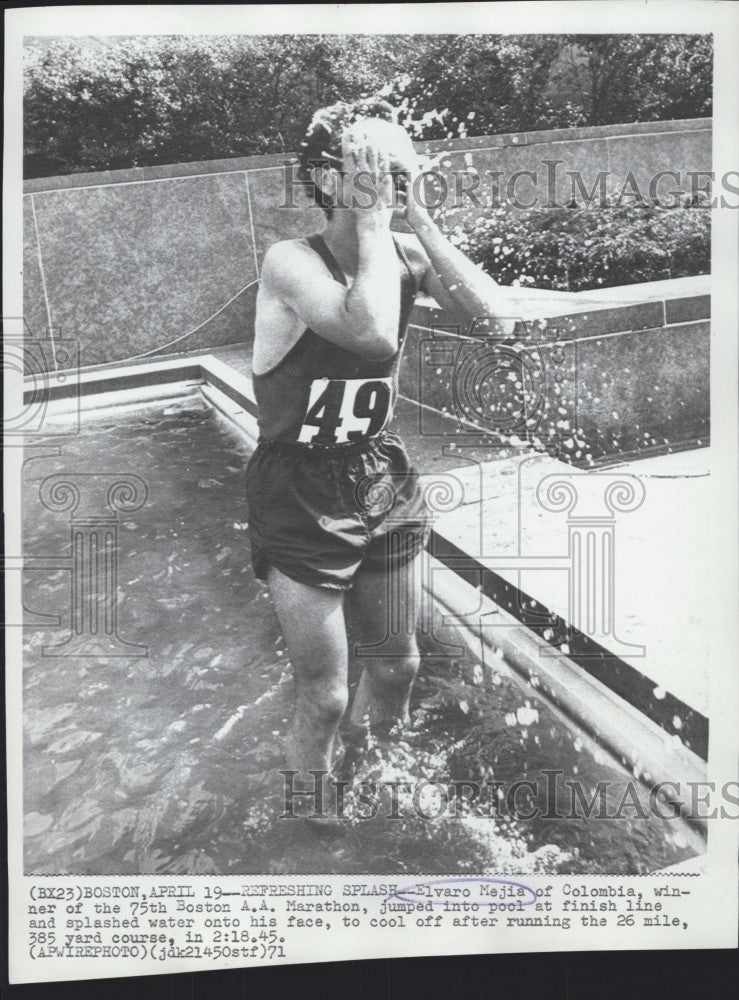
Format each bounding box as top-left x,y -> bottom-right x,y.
245,430 -> 431,590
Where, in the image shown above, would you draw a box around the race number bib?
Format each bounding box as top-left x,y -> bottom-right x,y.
298,377 -> 394,444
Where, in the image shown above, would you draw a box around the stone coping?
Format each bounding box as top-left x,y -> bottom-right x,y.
411,274 -> 711,336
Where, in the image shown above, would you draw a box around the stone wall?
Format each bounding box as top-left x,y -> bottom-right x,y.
401,275 -> 710,464
23,118 -> 711,369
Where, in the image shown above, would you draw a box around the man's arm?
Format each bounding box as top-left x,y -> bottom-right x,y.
411,213 -> 513,330
391,128 -> 559,330
262,127 -> 401,359
261,220 -> 399,360
412,215 -> 568,322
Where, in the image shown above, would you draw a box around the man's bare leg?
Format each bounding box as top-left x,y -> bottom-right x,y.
266,567 -> 348,777
346,549 -> 424,730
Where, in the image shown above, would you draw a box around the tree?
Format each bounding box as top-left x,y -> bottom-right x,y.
381,35 -> 585,141
23,35 -> 414,176
562,34 -> 712,126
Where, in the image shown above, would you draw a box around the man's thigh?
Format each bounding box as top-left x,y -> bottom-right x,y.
267,566 -> 348,681
347,550 -> 425,654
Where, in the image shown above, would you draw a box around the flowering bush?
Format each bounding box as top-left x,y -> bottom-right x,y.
445,202 -> 710,291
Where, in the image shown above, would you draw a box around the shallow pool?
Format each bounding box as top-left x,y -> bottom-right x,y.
22,393 -> 702,875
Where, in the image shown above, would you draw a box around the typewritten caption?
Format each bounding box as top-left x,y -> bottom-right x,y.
20,875 -> 699,971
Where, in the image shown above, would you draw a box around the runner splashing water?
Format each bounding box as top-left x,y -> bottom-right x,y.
247,97 -> 528,831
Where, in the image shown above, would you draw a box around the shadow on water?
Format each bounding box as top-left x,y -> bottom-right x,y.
22,398 -> 701,876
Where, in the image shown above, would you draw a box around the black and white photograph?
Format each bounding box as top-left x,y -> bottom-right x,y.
4,1 -> 738,982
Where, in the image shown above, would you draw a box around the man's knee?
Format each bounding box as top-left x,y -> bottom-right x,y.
367,648 -> 420,689
354,630 -> 420,687
305,681 -> 349,727
315,688 -> 349,727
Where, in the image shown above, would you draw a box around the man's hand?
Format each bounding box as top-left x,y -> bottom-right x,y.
341,123 -> 395,228
377,122 -> 514,327
383,123 -> 434,230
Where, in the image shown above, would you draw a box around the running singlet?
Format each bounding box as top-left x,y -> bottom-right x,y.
253,234 -> 419,444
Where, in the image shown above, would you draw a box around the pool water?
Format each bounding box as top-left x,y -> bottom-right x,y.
22,395 -> 702,875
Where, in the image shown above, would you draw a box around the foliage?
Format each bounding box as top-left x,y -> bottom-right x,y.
382,35 -> 586,141
23,35 -> 414,176
446,201 -> 710,291
24,34 -> 712,178
563,34 -> 713,126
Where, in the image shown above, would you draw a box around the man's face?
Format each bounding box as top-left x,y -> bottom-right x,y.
317,117 -> 415,215
342,117 -> 416,171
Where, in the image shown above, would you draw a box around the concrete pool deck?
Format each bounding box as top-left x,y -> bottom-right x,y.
426,449 -> 709,750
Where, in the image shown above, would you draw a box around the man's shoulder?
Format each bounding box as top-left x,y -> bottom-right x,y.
262,236 -> 320,286
264,235 -> 317,264
262,236 -> 326,276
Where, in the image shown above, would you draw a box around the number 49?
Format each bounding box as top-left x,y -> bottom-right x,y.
299,378 -> 392,443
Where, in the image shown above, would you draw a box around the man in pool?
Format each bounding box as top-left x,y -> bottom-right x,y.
246,98 -> 516,814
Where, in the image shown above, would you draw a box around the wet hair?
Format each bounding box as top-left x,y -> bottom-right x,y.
297,97 -> 397,214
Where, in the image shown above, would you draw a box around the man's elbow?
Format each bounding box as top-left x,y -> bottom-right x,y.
342,311 -> 398,358
345,326 -> 397,359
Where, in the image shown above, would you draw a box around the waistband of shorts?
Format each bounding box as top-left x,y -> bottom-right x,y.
256,429 -> 392,457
